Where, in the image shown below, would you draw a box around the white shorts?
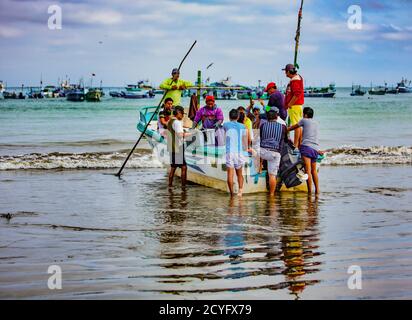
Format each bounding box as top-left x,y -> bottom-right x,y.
226,153 -> 246,170
260,148 -> 281,176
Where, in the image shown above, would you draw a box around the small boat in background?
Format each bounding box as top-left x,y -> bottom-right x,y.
66,88 -> 85,101
385,87 -> 399,94
396,78 -> 411,93
304,84 -> 336,98
27,88 -> 44,99
368,85 -> 386,95
85,88 -> 102,102
350,84 -> 366,96
109,91 -> 124,97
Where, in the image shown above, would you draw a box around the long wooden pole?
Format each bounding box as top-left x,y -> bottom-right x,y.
294,0 -> 304,68
114,40 -> 197,177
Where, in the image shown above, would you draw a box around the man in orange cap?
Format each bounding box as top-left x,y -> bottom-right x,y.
192,95 -> 224,130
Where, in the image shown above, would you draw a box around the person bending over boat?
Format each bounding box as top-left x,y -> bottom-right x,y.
158,97 -> 174,137
259,108 -> 288,196
167,106 -> 192,188
223,109 -> 248,197
192,95 -> 224,130
160,68 -> 193,106
283,64 -> 305,148
259,82 -> 287,121
288,107 -> 321,194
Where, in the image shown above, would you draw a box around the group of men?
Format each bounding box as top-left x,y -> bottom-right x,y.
158,64 -> 321,195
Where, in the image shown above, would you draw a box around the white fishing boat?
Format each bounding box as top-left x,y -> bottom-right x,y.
137,106 -> 323,194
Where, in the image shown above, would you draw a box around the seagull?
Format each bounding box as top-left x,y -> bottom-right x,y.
206,62 -> 214,69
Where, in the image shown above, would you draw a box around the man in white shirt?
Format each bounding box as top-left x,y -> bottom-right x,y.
167,106 -> 192,187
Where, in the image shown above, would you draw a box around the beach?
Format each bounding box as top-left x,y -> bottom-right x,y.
1,89 -> 412,299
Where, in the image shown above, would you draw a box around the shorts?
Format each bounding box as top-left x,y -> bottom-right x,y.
170,149 -> 186,167
288,105 -> 303,126
260,148 -> 281,176
226,153 -> 246,170
299,145 -> 319,163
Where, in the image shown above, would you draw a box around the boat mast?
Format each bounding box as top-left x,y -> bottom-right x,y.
294,0 -> 304,68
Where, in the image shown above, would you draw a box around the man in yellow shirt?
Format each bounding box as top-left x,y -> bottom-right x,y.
159,68 -> 193,106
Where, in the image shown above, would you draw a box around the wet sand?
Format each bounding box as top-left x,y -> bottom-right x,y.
1,165 -> 411,299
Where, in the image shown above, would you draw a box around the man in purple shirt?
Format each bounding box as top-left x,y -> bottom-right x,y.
259,82 -> 287,121
192,95 -> 224,129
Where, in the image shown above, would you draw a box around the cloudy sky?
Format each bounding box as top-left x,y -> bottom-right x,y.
0,0 -> 411,87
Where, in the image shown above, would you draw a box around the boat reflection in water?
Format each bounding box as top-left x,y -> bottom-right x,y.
153,189 -> 322,299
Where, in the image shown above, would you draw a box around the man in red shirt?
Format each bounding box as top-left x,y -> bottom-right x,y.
283,64 -> 304,147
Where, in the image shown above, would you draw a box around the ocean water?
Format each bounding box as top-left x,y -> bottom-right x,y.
0,88 -> 411,299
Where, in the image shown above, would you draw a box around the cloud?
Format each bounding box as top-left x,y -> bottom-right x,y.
351,44 -> 367,53
65,9 -> 123,25
0,25 -> 23,38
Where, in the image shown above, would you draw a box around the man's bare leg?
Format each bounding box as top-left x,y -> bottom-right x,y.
168,167 -> 177,187
268,174 -> 277,196
311,162 -> 319,194
303,156 -> 312,194
227,168 -> 235,196
235,167 -> 244,197
181,165 -> 187,187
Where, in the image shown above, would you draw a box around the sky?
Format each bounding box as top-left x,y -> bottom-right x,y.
0,0 -> 411,87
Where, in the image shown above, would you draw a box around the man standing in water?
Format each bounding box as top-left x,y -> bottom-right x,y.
160,68 -> 193,106
259,108 -> 288,196
223,109 -> 248,197
288,107 -> 321,194
283,64 -> 304,147
167,106 -> 192,187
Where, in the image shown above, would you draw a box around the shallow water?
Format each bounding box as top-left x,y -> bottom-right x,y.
1,166 -> 411,299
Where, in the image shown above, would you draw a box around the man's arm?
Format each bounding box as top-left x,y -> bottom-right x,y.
159,79 -> 172,90
179,80 -> 193,90
287,123 -> 300,132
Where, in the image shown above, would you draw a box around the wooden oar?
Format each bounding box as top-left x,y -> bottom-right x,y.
113,40 -> 197,177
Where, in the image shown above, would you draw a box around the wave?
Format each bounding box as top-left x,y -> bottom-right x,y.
0,139 -> 133,148
0,150 -> 163,170
323,146 -> 412,166
0,146 -> 410,170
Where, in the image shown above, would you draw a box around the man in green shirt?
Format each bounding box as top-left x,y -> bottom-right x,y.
159,68 -> 193,106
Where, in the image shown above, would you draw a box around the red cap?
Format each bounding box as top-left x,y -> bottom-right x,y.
205,95 -> 215,103
264,82 -> 276,92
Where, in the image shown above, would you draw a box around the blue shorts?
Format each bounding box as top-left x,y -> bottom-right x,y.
299,145 -> 319,163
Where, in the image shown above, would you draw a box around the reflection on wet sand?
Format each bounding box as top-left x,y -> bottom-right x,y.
152,190 -> 322,298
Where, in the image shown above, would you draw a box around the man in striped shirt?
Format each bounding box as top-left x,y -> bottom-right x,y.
259,108 -> 288,196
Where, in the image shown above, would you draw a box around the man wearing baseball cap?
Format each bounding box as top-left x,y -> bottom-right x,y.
283,63 -> 304,147
192,95 -> 224,130
159,68 -> 193,106
260,82 -> 287,121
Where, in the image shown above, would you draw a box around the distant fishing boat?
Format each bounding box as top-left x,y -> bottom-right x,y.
85,88 -> 102,102
27,88 -> 44,99
0,81 -> 4,94
385,87 -> 399,94
396,78 -> 411,93
66,89 -> 85,101
41,86 -> 59,98
123,84 -> 154,99
136,106 -> 324,194
368,86 -> 386,95
350,84 -> 366,96
304,83 -> 336,98
237,88 -> 269,100
109,91 -> 124,97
